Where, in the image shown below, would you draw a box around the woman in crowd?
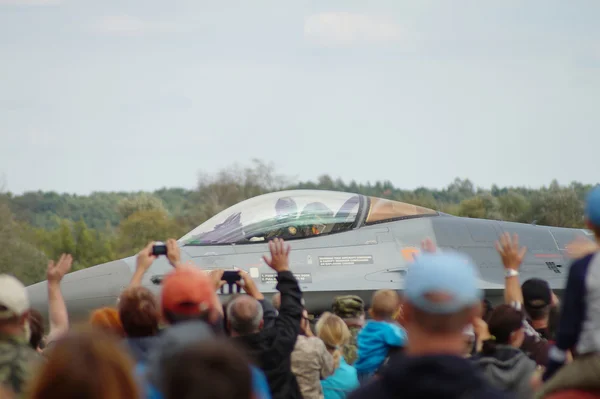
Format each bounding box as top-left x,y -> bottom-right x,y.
26,328 -> 140,399
291,309 -> 335,399
471,304 -> 538,399
316,312 -> 359,399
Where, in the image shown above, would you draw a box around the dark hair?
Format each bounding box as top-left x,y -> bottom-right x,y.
118,287 -> 160,338
160,338 -> 252,399
526,305 -> 551,321
28,309 -> 45,350
591,224 -> 600,239
481,304 -> 524,355
482,299 -> 494,322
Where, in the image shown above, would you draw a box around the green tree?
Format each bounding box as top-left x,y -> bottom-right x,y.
116,209 -> 184,257
118,193 -> 167,220
0,201 -> 47,285
497,192 -> 530,222
529,182 -> 584,228
458,195 -> 499,219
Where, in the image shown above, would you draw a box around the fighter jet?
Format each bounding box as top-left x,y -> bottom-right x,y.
26,189 -> 592,319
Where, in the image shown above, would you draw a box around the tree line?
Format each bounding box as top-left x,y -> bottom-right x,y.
0,159 -> 596,285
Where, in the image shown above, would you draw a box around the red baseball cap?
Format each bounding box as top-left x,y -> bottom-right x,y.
161,266 -> 215,315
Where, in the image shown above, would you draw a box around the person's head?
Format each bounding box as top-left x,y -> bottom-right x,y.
161,266 -> 219,326
402,252 -> 483,355
275,197 -> 297,217
89,307 -> 126,338
0,274 -> 31,337
585,185 -> 600,239
28,309 -> 45,351
27,328 -> 140,399
369,289 -> 400,321
316,312 -> 350,369
271,292 -> 281,311
481,304 -> 526,355
222,293 -> 244,335
160,338 -> 253,399
521,278 -> 552,322
118,286 -> 160,338
226,295 -> 264,336
332,295 -> 365,327
145,320 -> 215,391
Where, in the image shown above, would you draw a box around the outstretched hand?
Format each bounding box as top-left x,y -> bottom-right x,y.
47,254 -> 73,283
136,242 -> 157,273
209,269 -> 227,291
166,239 -> 182,268
262,238 -> 291,273
495,233 -> 527,271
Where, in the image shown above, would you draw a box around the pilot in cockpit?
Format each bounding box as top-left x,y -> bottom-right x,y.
299,202 -> 333,237
264,197 -> 301,240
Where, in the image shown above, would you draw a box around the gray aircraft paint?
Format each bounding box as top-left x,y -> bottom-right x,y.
26,190 -> 589,320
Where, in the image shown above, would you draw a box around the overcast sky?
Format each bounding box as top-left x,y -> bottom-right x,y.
1,0 -> 599,195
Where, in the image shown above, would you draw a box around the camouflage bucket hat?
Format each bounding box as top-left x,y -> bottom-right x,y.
332,295 -> 365,319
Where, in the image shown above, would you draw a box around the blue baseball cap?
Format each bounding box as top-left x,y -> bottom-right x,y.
404,251 -> 483,314
586,186 -> 600,227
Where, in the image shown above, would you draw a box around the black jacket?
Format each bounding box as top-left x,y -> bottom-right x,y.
349,353 -> 514,399
233,271 -> 303,399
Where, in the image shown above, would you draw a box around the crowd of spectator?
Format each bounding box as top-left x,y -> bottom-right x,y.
0,186 -> 600,398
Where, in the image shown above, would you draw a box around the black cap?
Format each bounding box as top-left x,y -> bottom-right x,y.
521,278 -> 552,309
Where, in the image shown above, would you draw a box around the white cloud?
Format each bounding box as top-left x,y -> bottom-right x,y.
304,12 -> 404,46
91,15 -> 189,35
0,0 -> 61,5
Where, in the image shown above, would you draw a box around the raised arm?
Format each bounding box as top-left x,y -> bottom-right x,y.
262,239 -> 303,355
45,254 -> 73,344
128,242 -> 158,287
495,233 -> 527,305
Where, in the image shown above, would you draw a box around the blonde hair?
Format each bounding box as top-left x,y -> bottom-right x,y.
316,312 -> 350,370
370,289 -> 400,320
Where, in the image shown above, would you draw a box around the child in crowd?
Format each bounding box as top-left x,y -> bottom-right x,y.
354,289 -> 407,384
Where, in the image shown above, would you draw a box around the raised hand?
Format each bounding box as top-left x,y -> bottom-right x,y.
47,254 -> 73,283
136,242 -> 157,273
495,233 -> 527,270
237,270 -> 262,299
166,239 -> 182,268
262,238 -> 291,273
209,269 -> 227,291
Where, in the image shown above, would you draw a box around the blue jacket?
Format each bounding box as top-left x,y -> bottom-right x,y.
321,357 -> 359,399
136,363 -> 272,399
354,321 -> 406,374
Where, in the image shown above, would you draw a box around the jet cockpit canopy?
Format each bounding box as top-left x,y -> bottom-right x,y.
180,190 -> 437,246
